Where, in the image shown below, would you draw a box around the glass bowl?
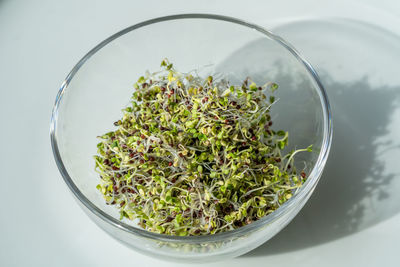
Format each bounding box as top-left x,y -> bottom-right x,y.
50,14 -> 332,263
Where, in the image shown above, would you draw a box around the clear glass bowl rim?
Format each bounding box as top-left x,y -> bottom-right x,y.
50,13 -> 333,243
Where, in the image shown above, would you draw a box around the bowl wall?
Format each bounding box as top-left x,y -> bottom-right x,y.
52,14 -> 331,262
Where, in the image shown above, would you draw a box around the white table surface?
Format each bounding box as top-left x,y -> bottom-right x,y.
1,0 -> 400,266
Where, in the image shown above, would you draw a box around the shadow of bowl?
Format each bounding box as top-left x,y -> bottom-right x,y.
239,18 -> 400,256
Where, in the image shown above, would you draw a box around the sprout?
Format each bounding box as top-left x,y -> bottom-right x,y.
94,59 -> 312,236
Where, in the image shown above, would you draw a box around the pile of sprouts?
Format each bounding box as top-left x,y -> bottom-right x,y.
94,59 -> 312,236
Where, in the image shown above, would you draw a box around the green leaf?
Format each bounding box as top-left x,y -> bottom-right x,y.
220,186 -> 226,193
269,96 -> 275,103
270,83 -> 278,92
249,82 -> 257,91
278,141 -> 285,150
277,130 -> 286,137
197,165 -> 203,173
112,140 -> 118,148
247,93 -> 252,101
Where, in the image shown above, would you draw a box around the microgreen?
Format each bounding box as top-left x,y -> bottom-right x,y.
94,59 -> 311,236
